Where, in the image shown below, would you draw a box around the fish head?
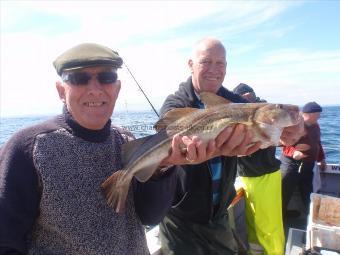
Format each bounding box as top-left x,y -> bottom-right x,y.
252,103 -> 300,148
254,103 -> 300,128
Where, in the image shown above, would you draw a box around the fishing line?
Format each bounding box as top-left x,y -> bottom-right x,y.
123,62 -> 159,117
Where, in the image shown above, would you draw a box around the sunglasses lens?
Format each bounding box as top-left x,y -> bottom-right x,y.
97,72 -> 118,84
63,71 -> 117,85
69,73 -> 91,86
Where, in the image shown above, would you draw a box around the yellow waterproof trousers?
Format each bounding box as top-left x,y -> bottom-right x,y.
241,170 -> 285,255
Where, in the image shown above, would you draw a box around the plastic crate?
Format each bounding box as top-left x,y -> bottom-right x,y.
306,193 -> 340,251
309,225 -> 340,251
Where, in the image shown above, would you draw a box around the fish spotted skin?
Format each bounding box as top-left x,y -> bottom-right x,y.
101,92 -> 300,212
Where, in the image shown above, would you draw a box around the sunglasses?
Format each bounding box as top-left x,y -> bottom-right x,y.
62,71 -> 118,86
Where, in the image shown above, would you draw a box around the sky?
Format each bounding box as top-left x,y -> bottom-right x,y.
1,0 -> 340,117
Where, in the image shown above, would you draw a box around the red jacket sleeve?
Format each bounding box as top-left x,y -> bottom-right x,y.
283,146 -> 296,158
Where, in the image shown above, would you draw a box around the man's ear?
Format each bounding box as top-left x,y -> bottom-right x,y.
56,81 -> 66,103
188,59 -> 194,73
114,80 -> 121,97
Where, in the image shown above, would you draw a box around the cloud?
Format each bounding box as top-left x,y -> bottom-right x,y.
262,49 -> 340,65
1,0 -> 338,117
228,48 -> 340,106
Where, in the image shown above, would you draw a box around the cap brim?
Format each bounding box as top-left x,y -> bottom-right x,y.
62,63 -> 119,73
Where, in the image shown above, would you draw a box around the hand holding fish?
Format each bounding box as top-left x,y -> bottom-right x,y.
160,134 -> 217,166
160,124 -> 261,165
215,124 -> 262,157
101,92 -> 301,213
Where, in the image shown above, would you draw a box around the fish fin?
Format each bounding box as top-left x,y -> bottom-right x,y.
122,136 -> 151,166
200,92 -> 232,108
101,170 -> 133,213
154,108 -> 200,131
134,161 -> 163,182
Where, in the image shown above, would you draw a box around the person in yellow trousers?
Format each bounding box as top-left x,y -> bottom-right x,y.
233,83 -> 285,255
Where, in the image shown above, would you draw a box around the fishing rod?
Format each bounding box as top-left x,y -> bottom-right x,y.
123,62 -> 159,117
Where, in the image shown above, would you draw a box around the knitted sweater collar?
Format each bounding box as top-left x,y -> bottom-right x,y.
62,106 -> 111,143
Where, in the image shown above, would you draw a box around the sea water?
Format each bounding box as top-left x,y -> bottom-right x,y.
0,106 -> 339,163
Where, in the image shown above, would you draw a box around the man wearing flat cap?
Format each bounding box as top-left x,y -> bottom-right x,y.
0,42 -> 214,254
281,101 -> 326,217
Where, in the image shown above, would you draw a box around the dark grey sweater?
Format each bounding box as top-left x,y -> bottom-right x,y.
0,109 -> 177,255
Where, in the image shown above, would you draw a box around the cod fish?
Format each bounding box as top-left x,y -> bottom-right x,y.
101,92 -> 300,212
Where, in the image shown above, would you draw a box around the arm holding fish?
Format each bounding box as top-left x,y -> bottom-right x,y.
158,124 -> 261,165
132,134 -> 216,224
157,91 -> 222,164
133,167 -> 179,225
131,132 -> 217,224
147,124 -> 261,210
148,134 -> 219,210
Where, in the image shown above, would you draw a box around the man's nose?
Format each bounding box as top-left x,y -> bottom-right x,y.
87,76 -> 103,92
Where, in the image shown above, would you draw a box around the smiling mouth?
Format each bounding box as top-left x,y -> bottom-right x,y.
205,77 -> 219,81
84,102 -> 106,107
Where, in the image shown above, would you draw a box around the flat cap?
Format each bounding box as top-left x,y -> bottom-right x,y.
53,43 -> 123,75
233,83 -> 254,95
302,101 -> 322,113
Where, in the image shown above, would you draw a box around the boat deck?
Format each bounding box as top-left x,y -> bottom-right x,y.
146,164 -> 340,254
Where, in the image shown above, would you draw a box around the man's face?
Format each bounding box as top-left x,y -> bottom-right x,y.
189,43 -> 226,94
56,66 -> 121,130
303,112 -> 321,125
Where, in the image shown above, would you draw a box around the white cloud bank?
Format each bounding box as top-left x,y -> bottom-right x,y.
1,1 -> 338,117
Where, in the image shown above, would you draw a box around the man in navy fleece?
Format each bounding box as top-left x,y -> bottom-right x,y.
158,38 -> 304,255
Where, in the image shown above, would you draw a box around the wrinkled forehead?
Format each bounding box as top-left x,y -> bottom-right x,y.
193,43 -> 226,61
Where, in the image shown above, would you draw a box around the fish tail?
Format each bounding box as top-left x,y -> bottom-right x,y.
101,170 -> 133,213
